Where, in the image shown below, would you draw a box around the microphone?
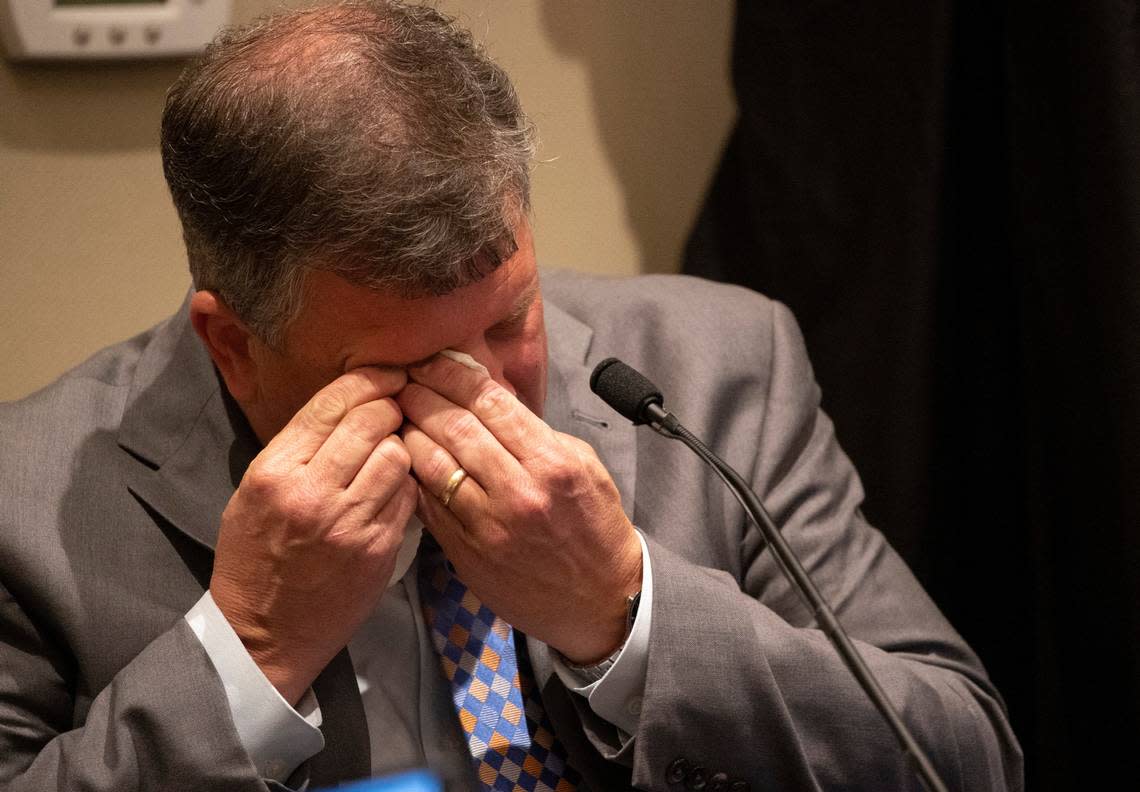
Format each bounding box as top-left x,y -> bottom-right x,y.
589,358 -> 949,792
588,358 -> 663,425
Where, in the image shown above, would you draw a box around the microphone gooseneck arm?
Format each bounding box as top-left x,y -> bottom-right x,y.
590,358 -> 949,792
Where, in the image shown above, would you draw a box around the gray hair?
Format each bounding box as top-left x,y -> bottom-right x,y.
160,0 -> 536,348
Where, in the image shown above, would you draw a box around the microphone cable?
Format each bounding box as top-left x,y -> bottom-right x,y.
590,357 -> 949,792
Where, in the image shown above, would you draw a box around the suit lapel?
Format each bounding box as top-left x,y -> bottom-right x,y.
116,297 -> 373,786
118,294 -> 255,552
542,299 -> 639,522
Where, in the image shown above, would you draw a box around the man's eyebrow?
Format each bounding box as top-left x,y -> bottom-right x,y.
498,279 -> 540,326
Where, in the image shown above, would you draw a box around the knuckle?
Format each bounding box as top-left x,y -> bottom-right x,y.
376,436 -> 412,472
515,489 -> 553,523
564,434 -> 600,460
480,523 -> 513,554
377,396 -> 403,425
361,395 -> 394,418
537,450 -> 580,492
241,461 -> 284,498
421,445 -> 455,482
343,399 -> 398,439
339,406 -> 378,442
441,410 -> 482,444
434,358 -> 468,390
307,387 -> 348,427
399,422 -> 425,452
394,382 -> 422,411
546,460 -> 576,487
277,481 -> 320,519
473,380 -> 513,419
308,369 -> 404,428
377,366 -> 409,393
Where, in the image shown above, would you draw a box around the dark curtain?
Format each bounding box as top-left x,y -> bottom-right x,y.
684,2 -> 1140,789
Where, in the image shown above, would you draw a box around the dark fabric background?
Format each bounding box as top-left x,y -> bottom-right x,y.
684,2 -> 1140,788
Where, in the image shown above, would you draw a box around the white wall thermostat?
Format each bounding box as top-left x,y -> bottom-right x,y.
1,0 -> 230,60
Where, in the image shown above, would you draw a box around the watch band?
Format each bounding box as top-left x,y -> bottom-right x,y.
563,590 -> 643,683
625,590 -> 641,637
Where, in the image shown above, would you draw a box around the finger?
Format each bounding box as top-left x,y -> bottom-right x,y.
407,355 -> 554,461
362,475 -> 419,563
371,474 -> 419,537
402,424 -> 488,522
416,482 -> 475,559
396,383 -> 523,489
266,367 -> 408,464
307,397 -> 403,488
343,434 -> 414,510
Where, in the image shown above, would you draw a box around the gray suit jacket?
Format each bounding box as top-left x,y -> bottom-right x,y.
0,271 -> 1022,791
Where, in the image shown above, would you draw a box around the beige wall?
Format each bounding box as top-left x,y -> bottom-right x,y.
0,0 -> 734,401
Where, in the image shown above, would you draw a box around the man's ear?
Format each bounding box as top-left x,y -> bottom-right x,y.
189,290 -> 260,403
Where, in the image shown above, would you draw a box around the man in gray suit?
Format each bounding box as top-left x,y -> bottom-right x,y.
0,2 -> 1022,790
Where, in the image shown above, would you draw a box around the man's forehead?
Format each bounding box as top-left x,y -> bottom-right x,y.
310,256 -> 536,317
287,257 -> 540,367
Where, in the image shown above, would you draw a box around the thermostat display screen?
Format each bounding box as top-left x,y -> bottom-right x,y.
2,0 -> 230,59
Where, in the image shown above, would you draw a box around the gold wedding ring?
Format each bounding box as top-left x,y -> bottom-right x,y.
440,467 -> 468,507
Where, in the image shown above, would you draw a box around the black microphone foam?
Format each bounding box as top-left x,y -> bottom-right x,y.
589,357 -> 664,425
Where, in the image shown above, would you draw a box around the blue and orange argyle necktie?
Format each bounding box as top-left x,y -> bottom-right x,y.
418,543 -> 581,792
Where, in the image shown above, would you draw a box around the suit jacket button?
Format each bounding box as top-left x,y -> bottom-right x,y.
729,782 -> 751,792
667,758 -> 690,784
685,766 -> 709,790
708,771 -> 730,791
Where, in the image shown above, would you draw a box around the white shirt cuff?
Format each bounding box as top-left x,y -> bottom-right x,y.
185,591 -> 325,782
552,529 -> 653,736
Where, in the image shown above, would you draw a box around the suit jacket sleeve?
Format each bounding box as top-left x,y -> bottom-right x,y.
0,578 -> 282,792
556,294 -> 1023,791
